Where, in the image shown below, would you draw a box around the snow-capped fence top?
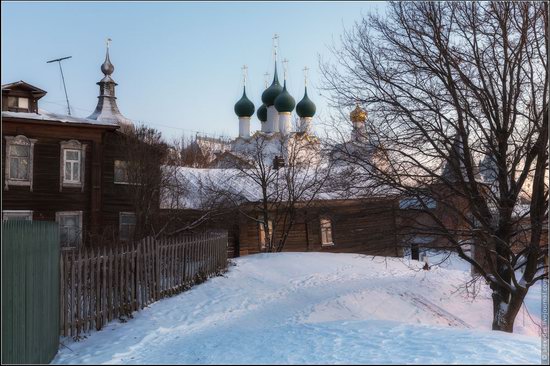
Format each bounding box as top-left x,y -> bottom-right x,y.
59,231 -> 228,338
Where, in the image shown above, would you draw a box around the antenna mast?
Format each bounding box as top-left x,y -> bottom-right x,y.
46,56 -> 72,115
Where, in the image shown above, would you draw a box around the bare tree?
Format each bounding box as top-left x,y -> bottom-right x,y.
119,125 -> 169,239
209,133 -> 331,253
321,1 -> 548,332
171,133 -> 232,168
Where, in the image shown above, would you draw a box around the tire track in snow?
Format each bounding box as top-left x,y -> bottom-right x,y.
401,292 -> 472,328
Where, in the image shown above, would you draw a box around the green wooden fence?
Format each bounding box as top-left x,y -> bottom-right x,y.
2,221 -> 60,364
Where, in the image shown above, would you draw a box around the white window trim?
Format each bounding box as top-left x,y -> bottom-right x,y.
63,149 -> 81,184
4,135 -> 37,191
59,140 -> 86,191
320,217 -> 334,247
2,210 -> 33,221
55,211 -> 83,248
119,212 -> 137,242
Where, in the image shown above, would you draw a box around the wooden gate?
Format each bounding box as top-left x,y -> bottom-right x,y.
1,221 -> 60,364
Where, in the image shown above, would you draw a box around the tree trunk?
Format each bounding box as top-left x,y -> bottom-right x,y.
491,285 -> 527,333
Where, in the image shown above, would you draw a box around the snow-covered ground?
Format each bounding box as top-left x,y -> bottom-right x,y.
52,253 -> 543,365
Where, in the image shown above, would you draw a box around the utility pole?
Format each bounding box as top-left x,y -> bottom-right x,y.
46,56 -> 72,115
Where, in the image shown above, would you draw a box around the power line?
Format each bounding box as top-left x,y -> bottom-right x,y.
40,100 -> 231,138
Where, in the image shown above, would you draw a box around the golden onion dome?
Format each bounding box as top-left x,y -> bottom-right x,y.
350,104 -> 367,123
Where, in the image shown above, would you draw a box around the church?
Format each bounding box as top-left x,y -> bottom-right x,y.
162,38 -> 403,258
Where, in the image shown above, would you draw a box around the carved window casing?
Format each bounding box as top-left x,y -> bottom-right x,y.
60,140 -> 87,191
4,135 -> 37,191
2,210 -> 33,221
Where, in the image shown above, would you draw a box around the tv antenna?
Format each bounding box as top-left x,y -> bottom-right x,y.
46,56 -> 72,115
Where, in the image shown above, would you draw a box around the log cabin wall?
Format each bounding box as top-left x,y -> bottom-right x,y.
236,198 -> 402,257
100,131 -> 135,240
159,208 -> 241,258
100,131 -> 165,243
2,118 -> 117,244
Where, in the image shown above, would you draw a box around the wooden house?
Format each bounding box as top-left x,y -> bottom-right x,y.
2,47 -> 150,248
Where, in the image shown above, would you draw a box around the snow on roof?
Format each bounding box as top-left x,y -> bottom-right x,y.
161,165 -> 396,210
161,166 -> 262,210
2,109 -> 120,128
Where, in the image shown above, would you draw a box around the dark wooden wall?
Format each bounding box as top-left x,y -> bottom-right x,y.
2,120 -> 110,240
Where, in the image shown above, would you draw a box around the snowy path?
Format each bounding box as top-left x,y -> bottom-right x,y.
52,253 -> 542,364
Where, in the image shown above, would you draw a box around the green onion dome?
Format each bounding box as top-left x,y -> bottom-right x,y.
296,87 -> 316,118
257,104 -> 267,122
274,80 -> 295,113
261,64 -> 283,106
234,86 -> 255,117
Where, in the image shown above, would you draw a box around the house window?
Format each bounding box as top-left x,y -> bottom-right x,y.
56,211 -> 82,248
320,217 -> 334,246
7,96 -> 30,112
2,210 -> 33,221
4,135 -> 36,190
114,160 -> 130,184
119,212 -> 136,241
9,144 -> 30,180
59,140 -> 86,190
63,149 -> 81,183
258,217 -> 273,250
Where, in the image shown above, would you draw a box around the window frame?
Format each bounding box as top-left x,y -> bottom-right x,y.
2,210 -> 33,221
63,149 -> 81,184
119,212 -> 137,242
320,216 -> 334,246
4,135 -> 37,191
114,160 -> 131,184
59,140 -> 86,191
7,96 -> 30,112
56,211 -> 83,249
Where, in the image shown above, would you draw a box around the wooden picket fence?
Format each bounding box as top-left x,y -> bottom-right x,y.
59,231 -> 228,338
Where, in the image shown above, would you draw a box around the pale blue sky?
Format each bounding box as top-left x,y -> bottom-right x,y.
2,1 -> 386,140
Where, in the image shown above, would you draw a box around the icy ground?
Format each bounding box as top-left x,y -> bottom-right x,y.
52,253 -> 543,364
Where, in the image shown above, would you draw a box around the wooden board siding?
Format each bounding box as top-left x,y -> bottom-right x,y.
158,209 -> 241,259
101,131 -> 135,219
236,198 -> 401,257
2,118 -> 117,245
100,132 -> 163,241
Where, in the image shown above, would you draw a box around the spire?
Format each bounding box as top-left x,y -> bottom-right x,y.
261,35 -> 284,106
273,61 -> 279,84
101,38 -> 114,76
234,65 -> 255,118
296,82 -> 316,119
87,38 -> 133,130
271,34 -> 280,85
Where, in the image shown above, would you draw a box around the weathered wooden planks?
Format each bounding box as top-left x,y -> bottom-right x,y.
59,231 -> 228,337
